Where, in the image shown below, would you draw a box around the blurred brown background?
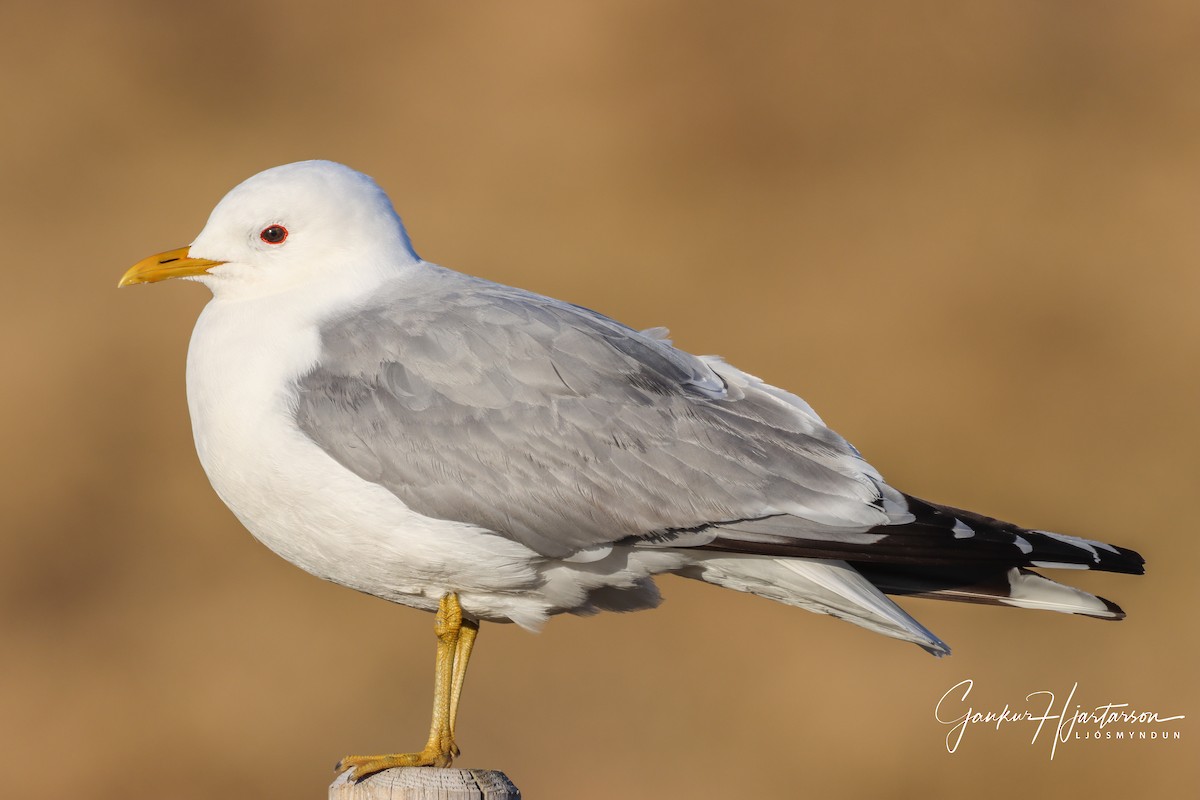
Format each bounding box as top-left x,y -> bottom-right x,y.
1,2 -> 1196,798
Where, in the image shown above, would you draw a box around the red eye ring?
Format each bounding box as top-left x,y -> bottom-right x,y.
260,225 -> 288,244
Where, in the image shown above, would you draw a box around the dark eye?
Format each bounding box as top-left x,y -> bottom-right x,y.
260,225 -> 288,244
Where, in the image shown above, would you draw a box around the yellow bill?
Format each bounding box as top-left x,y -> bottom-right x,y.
118,247 -> 225,287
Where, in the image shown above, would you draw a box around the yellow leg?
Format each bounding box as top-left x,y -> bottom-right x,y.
337,593 -> 478,781
448,618 -> 479,748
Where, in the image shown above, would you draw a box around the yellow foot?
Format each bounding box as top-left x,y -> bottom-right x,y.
336,747 -> 455,781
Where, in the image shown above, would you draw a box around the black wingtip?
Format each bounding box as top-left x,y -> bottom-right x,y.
1081,595 -> 1128,621
1119,545 -> 1146,575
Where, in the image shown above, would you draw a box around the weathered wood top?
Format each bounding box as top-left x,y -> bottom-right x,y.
330,768 -> 520,800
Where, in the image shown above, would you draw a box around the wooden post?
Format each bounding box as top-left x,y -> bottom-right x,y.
330,768 -> 520,800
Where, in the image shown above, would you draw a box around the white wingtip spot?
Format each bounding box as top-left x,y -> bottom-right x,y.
998,568 -> 1115,617
951,519 -> 975,539
1013,534 -> 1034,555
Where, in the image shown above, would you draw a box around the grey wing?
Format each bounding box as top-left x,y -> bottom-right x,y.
294,271 -> 898,558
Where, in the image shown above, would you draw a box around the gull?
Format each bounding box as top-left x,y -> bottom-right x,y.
120,160 -> 1145,780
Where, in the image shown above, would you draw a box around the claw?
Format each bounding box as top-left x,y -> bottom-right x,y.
337,747 -> 455,782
